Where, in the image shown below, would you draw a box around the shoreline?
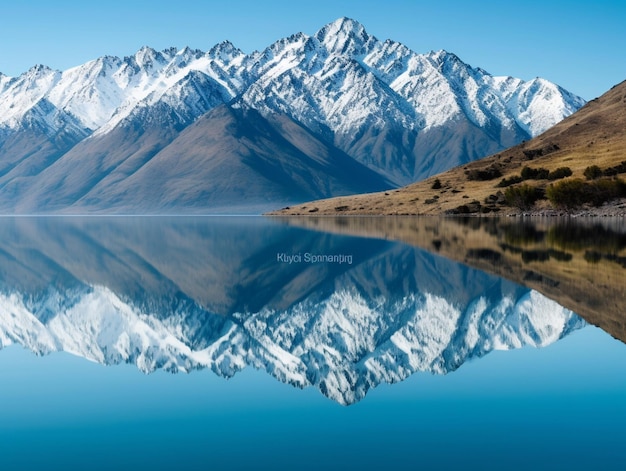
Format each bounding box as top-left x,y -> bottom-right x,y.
495,198 -> 626,218
267,198 -> 626,218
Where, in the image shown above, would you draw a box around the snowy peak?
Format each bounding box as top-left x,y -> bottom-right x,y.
134,69 -> 232,127
0,64 -> 61,128
428,49 -> 465,68
45,56 -> 126,130
508,77 -> 586,135
363,38 -> 412,79
160,47 -> 203,79
0,72 -> 10,94
315,17 -> 376,57
208,40 -> 240,59
128,46 -> 169,70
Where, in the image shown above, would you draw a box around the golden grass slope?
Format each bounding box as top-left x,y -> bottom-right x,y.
269,80 -> 626,216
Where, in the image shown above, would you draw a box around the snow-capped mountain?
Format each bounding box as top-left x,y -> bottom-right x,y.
0,216 -> 585,404
0,18 -> 585,213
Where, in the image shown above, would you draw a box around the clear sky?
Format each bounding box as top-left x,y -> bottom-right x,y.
0,0 -> 624,100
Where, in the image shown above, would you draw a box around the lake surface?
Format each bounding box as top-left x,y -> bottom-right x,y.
0,216 -> 624,470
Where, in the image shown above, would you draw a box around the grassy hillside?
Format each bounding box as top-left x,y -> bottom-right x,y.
270,80 -> 626,216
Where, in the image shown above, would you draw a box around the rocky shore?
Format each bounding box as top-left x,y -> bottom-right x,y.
503,198 -> 626,218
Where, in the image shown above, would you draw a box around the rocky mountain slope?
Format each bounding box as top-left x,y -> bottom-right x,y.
271,79 -> 625,215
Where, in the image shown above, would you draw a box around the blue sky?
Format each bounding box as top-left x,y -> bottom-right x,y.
1,0 -> 624,100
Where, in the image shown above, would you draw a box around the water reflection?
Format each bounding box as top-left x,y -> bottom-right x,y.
281,216 -> 626,343
0,216 -> 594,404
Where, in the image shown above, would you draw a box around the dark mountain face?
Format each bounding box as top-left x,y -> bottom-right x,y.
10,106 -> 392,214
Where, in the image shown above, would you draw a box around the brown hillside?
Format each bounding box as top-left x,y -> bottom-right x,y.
270,80 -> 626,216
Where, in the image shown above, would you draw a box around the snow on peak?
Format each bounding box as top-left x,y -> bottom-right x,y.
178,46 -> 203,58
0,72 -> 10,95
0,65 -> 61,128
315,17 -> 376,57
0,18 -> 584,147
208,40 -> 244,64
27,63 -> 55,74
505,77 -> 586,135
133,46 -> 164,68
162,46 -> 179,57
428,49 -> 462,64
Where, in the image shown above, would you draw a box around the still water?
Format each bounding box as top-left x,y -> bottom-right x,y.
0,216 -> 624,470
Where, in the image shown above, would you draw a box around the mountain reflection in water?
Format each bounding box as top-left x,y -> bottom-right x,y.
281,215 -> 626,343
0,216 -> 595,404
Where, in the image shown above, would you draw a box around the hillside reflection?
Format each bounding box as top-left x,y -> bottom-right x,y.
280,215 -> 626,343
0,216 -> 587,404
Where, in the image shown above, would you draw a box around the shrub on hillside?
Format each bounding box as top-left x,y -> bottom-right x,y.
546,179 -> 587,208
546,178 -> 626,208
519,166 -> 571,181
586,179 -> 626,205
603,161 -> 626,176
504,184 -> 542,210
521,166 -> 549,180
584,165 -> 603,180
467,165 -> 502,181
547,167 -> 573,180
584,162 -> 626,180
497,175 -> 523,187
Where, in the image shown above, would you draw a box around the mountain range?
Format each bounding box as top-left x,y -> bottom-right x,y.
0,18 -> 585,213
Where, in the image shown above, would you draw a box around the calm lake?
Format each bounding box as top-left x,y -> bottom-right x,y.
0,216 -> 624,470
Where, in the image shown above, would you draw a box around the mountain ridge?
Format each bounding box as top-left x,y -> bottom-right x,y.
0,17 -> 585,214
